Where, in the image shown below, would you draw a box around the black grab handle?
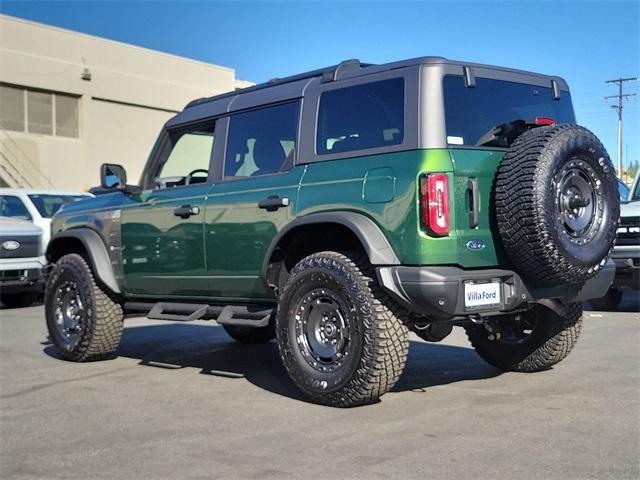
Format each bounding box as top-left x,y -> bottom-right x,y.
173,205 -> 200,219
467,178 -> 479,228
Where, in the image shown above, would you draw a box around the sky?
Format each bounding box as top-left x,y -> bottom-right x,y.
2,0 -> 639,171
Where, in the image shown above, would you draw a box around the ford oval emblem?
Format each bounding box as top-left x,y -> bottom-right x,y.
466,239 -> 485,251
2,240 -> 20,251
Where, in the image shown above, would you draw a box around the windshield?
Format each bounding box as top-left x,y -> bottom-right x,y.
27,194 -> 88,218
0,195 -> 32,220
443,75 -> 575,147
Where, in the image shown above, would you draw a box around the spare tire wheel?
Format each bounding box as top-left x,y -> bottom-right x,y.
494,124 -> 619,285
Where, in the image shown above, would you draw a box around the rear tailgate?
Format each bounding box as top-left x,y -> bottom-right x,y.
449,149 -> 504,268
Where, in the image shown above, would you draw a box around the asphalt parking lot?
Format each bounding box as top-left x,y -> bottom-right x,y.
1,293 -> 638,480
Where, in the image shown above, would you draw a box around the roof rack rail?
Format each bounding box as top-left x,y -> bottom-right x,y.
186,59 -> 369,108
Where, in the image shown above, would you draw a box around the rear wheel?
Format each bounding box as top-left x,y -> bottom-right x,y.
276,251 -> 409,407
45,254 -> 124,362
465,303 -> 582,372
1,292 -> 39,308
223,318 -> 275,343
589,288 -> 623,311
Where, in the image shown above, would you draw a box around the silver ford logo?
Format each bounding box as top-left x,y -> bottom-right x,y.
466,239 -> 485,251
2,240 -> 20,251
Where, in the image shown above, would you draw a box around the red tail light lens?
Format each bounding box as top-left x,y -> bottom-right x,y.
534,117 -> 555,126
420,173 -> 450,236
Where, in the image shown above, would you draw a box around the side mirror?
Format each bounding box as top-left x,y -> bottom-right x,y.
100,163 -> 127,189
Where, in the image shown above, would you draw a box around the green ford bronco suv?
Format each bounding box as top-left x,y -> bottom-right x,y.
44,57 -> 620,407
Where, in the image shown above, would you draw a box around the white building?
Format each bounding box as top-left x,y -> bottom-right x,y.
0,15 -> 251,191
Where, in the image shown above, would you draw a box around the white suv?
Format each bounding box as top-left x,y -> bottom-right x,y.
0,217 -> 44,308
0,189 -> 92,248
0,189 -> 91,308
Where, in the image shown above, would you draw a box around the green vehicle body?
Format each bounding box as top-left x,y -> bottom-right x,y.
49,56 -> 611,319
53,148 -> 499,299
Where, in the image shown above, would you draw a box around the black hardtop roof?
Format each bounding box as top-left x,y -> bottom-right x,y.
185,56 -> 567,110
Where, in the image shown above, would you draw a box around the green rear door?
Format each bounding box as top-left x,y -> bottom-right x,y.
204,100 -> 302,300
449,149 -> 503,267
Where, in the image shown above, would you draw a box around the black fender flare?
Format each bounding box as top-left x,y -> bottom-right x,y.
261,212 -> 400,278
46,229 -> 121,294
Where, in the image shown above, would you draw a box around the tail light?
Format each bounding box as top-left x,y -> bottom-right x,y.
533,117 -> 555,126
420,173 -> 450,236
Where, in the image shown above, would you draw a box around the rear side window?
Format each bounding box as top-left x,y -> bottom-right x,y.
316,78 -> 404,155
443,75 -> 575,147
224,101 -> 300,179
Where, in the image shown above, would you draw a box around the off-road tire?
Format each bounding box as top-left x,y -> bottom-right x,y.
223,319 -> 276,343
45,254 -> 123,362
465,302 -> 583,372
0,292 -> 39,308
276,251 -> 409,407
589,288 -> 623,311
495,124 -> 619,285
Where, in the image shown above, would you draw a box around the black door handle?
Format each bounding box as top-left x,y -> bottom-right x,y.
258,196 -> 290,212
173,205 -> 200,219
467,178 -> 479,228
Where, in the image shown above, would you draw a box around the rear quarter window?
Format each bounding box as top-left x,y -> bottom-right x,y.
316,78 -> 404,155
443,75 -> 575,147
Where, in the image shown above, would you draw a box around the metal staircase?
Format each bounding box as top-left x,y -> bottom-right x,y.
0,129 -> 55,189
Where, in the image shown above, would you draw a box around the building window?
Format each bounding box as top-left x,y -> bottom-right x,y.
55,94 -> 79,138
0,85 -> 24,132
0,83 -> 79,138
27,90 -> 53,135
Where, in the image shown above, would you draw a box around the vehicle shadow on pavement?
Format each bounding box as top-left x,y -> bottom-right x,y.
582,290 -> 640,313
44,323 -> 500,403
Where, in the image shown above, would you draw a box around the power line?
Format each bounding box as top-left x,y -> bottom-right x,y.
605,76 -> 637,177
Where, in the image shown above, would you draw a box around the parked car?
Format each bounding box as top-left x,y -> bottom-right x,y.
0,189 -> 93,248
43,57 -> 619,407
0,217 -> 44,308
591,173 -> 640,310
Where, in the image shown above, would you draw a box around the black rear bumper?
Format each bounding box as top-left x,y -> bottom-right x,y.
377,260 -> 615,319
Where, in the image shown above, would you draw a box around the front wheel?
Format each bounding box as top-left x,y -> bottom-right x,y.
465,303 -> 583,372
276,251 -> 409,407
45,254 -> 124,362
223,318 -> 275,343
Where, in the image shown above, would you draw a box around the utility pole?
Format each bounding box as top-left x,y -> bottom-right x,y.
605,77 -> 637,178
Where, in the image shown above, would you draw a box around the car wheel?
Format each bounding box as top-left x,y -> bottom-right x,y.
465,302 -> 582,372
276,251 -> 409,407
45,254 -> 124,362
223,316 -> 276,343
495,125 -> 619,285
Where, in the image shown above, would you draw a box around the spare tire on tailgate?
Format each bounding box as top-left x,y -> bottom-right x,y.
494,124 -> 619,285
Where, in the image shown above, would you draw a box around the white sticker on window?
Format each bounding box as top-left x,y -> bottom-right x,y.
447,136 -> 464,145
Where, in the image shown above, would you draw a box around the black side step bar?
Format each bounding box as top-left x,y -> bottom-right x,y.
125,301 -> 273,327
147,303 -> 209,322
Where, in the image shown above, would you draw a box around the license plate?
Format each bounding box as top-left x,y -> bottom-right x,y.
464,282 -> 501,308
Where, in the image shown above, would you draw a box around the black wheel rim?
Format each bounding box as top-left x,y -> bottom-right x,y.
53,280 -> 85,348
554,158 -> 604,245
293,288 -> 352,373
